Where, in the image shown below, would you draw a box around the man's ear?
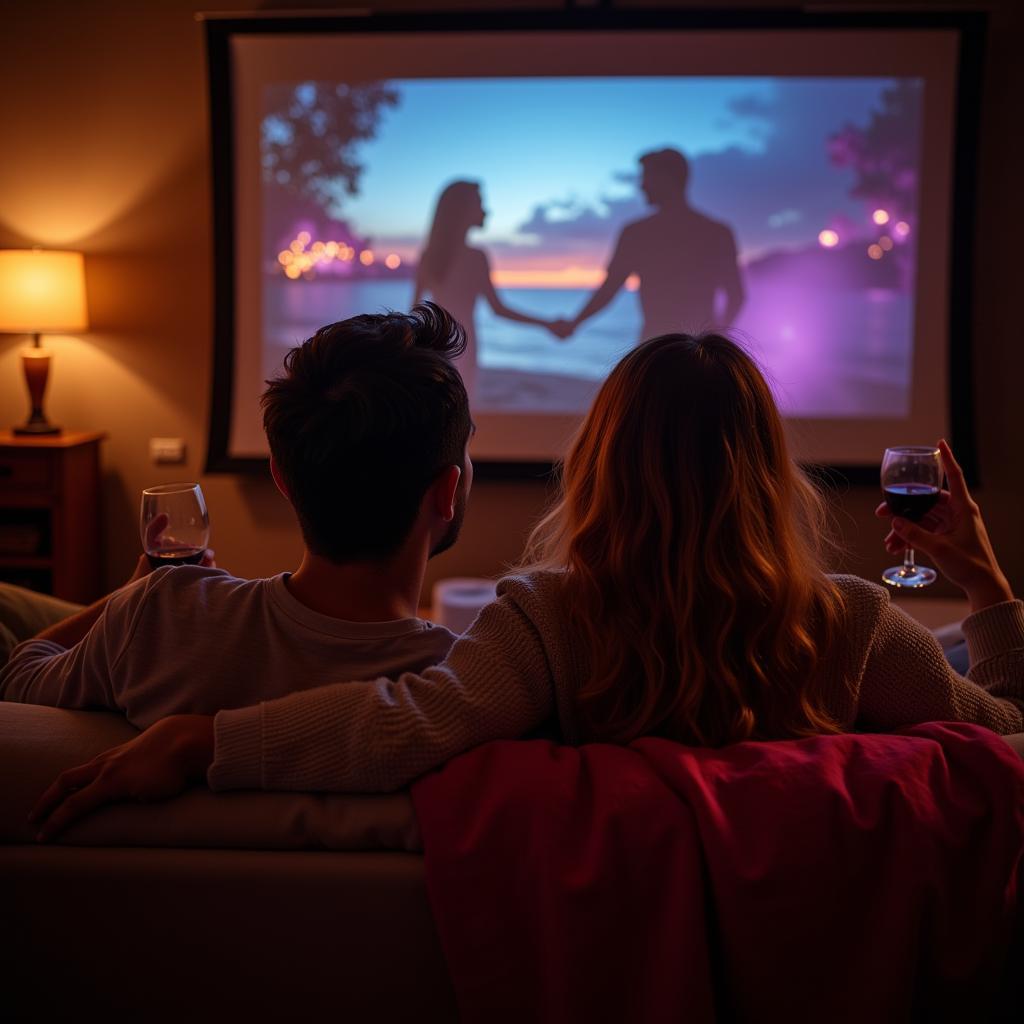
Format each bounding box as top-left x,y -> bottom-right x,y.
269,456 -> 291,503
432,465 -> 462,522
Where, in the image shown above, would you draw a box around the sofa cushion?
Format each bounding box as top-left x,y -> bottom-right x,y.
0,702 -> 421,851
0,582 -> 82,665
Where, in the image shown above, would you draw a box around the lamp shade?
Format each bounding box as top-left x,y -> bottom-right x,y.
0,249 -> 89,333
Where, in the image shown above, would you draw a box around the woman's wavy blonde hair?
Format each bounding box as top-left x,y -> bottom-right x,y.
524,332 -> 847,746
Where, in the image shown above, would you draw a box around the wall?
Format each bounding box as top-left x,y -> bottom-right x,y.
1,0 -> 1020,600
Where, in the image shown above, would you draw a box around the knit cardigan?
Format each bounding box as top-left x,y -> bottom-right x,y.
209,572 -> 1024,793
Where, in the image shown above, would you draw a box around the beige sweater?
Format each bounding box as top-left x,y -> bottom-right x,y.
0,568 -> 455,729
209,573 -> 1024,794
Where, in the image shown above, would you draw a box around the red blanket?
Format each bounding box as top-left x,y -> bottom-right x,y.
411,723 -> 1024,1023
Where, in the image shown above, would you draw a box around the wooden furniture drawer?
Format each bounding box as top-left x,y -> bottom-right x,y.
0,431 -> 106,602
0,452 -> 51,490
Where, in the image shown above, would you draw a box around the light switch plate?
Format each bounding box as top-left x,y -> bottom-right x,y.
150,437 -> 186,464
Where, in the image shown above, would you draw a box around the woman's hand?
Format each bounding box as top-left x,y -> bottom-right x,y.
29,714 -> 217,841
875,439 -> 1013,612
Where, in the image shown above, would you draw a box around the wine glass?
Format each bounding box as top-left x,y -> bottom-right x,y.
140,482 -> 210,569
880,446 -> 941,588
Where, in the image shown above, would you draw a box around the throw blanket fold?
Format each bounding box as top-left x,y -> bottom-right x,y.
411,723 -> 1024,1023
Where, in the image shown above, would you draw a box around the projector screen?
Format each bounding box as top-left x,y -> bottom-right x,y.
205,11 -> 979,474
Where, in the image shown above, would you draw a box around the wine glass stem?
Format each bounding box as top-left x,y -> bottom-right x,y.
904,548 -> 915,574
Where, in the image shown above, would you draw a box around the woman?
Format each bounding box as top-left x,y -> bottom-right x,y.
30,334 -> 1023,829
413,180 -> 557,399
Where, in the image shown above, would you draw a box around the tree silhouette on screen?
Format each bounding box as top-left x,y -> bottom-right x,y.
262,81 -> 399,216
827,80 -> 923,225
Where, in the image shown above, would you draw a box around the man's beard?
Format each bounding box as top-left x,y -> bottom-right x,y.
429,485 -> 467,557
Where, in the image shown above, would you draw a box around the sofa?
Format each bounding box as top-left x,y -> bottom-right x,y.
0,702 -> 457,1021
6,702 -> 1024,1022
4,572 -> 1023,1021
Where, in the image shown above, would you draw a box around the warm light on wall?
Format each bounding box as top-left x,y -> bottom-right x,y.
0,249 -> 89,434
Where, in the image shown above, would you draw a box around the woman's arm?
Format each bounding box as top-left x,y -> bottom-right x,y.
863,440 -> 1022,732
877,440 -> 1013,615
210,582 -> 556,792
856,595 -> 1024,734
476,250 -> 553,329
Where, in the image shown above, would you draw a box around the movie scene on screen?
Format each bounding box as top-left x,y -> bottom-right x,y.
261,76 -> 921,420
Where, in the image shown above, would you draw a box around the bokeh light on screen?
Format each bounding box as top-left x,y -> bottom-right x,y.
867,244 -> 884,260
817,229 -> 839,248
879,236 -> 894,251
872,209 -> 890,225
894,221 -> 911,238
273,233 -> 410,280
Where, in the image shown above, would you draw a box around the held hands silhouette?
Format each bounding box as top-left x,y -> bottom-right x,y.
547,318 -> 577,341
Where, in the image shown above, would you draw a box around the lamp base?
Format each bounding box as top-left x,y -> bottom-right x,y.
16,346 -> 61,436
13,420 -> 62,436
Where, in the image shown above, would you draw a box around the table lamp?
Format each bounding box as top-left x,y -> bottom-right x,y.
0,248 -> 89,435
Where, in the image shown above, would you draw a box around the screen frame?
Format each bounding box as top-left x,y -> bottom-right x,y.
203,6 -> 985,484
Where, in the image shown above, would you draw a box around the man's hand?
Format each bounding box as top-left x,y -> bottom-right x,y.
875,439 -> 1013,612
30,714 -> 216,841
128,513 -> 217,586
126,548 -> 217,586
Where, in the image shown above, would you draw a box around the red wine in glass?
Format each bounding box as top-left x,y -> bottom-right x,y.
146,546 -> 205,569
140,483 -> 209,571
882,484 -> 940,523
880,447 -> 941,588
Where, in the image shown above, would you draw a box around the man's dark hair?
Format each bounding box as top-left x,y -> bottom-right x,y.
262,302 -> 471,563
639,148 -> 690,191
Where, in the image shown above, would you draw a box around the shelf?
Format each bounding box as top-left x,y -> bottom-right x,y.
0,494 -> 54,510
0,434 -> 104,603
0,555 -> 53,569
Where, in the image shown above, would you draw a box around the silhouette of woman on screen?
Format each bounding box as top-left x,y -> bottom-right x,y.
413,181 -> 556,400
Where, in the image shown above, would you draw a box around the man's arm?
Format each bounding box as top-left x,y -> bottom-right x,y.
33,527 -> 214,649
0,562 -> 161,710
33,554 -> 152,648
567,228 -> 635,333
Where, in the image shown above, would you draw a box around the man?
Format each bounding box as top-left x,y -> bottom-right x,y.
556,148 -> 745,341
1,303 -> 472,728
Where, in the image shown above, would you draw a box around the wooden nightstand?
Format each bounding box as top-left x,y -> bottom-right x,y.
0,431 -> 106,603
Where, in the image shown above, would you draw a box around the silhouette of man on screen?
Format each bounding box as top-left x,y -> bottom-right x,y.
555,148 -> 745,342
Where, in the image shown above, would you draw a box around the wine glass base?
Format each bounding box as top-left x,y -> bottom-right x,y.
882,565 -> 937,589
